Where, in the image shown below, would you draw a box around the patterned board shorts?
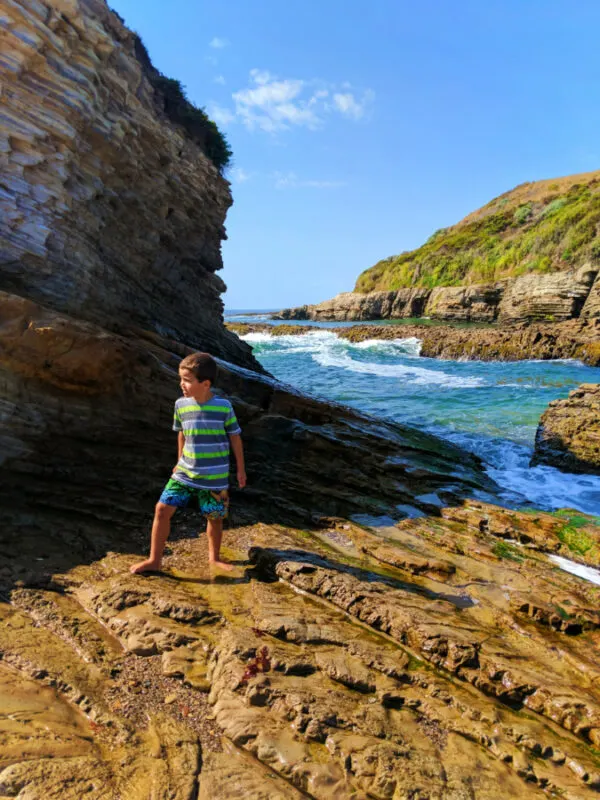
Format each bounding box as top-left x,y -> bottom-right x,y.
158,478 -> 229,519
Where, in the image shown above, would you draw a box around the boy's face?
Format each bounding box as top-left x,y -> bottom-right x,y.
179,368 -> 211,400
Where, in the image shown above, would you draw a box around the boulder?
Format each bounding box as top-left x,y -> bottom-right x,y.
532,383 -> 600,474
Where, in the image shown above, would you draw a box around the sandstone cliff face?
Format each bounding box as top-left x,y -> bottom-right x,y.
0,0 -> 256,369
498,265 -> 598,322
532,383 -> 600,474
280,266 -> 600,323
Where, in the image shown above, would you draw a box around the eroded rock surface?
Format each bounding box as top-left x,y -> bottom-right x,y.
2,504 -> 600,798
532,383 -> 600,474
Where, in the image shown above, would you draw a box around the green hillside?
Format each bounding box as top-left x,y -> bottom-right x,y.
355,171 -> 600,293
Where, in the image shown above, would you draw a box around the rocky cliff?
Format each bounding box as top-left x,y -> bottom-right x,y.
280,171 -> 600,323
280,264 -> 599,323
0,0 -> 254,368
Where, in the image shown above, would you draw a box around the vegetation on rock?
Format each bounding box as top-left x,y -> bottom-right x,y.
133,34 -> 232,172
356,172 -> 600,292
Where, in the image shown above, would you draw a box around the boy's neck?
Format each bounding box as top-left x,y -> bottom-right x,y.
192,388 -> 213,404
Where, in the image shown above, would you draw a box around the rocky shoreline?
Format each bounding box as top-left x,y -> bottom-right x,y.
2,1 -> 600,797
227,319 -> 600,367
3,501 -> 600,797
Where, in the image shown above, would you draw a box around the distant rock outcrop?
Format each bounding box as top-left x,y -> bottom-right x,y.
532,383 -> 600,474
280,171 -> 600,324
279,265 -> 599,323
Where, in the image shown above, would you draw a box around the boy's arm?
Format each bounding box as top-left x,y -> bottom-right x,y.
229,433 -> 246,488
175,432 -> 184,471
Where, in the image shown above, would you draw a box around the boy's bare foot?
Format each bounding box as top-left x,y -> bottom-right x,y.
209,559 -> 233,572
130,559 -> 162,574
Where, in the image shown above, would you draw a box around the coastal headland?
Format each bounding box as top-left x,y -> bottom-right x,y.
1,1 -> 600,797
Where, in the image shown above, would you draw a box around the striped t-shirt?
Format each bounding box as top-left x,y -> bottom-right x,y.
172,395 -> 241,490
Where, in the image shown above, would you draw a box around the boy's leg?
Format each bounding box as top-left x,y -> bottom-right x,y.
206,517 -> 232,570
130,502 -> 176,574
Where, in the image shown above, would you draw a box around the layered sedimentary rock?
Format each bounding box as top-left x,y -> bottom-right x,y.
0,290 -> 497,537
498,264 -> 598,322
279,266 -> 599,323
278,288 -> 431,322
0,0 -> 255,369
2,503 -> 600,798
230,319 -> 600,366
425,282 -> 505,321
582,271 -> 600,318
532,383 -> 600,474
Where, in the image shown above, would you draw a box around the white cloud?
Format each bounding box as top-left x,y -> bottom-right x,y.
274,171 -> 346,189
332,92 -> 362,119
208,103 -> 235,126
214,75 -> 226,85
230,167 -> 252,183
223,69 -> 373,134
210,37 -> 229,49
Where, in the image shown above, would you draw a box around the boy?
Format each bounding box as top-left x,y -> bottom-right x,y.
130,352 -> 246,574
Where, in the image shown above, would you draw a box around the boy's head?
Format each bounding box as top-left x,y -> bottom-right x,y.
178,352 -> 217,399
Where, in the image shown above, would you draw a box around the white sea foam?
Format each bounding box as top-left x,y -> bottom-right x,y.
352,337 -> 422,357
245,329 -> 484,387
313,348 -> 484,387
442,431 -> 600,516
549,555 -> 600,586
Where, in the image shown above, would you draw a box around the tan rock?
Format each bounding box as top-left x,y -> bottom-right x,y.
532,383 -> 600,474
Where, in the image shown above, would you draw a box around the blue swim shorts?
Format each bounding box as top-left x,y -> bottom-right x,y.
158,478 -> 229,519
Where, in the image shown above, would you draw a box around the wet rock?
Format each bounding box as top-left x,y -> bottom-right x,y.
532,383 -> 600,474
233,318 -> 600,366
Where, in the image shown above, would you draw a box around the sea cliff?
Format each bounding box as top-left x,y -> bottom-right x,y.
2,3 -> 600,797
280,171 -> 600,323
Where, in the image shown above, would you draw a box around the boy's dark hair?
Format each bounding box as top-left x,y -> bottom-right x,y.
179,352 -> 217,384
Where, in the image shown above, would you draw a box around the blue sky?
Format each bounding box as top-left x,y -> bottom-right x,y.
110,0 -> 600,310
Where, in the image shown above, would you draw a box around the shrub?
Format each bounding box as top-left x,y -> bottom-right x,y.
514,203 -> 533,225
542,198 -> 567,217
133,34 -> 232,172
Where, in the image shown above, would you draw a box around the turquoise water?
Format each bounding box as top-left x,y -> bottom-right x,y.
228,313 -> 600,515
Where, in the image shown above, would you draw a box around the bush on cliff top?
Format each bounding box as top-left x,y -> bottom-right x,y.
355,177 -> 600,292
133,34 -> 232,173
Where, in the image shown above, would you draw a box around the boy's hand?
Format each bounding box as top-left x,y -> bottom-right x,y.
237,468 -> 247,489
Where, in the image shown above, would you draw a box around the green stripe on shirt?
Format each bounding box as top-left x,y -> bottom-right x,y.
184,428 -> 229,435
183,448 -> 230,459
176,466 -> 229,481
180,404 -> 230,413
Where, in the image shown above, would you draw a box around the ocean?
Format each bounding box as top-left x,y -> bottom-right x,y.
225,310 -> 600,516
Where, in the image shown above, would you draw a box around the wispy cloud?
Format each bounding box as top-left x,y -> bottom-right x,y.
209,37 -> 229,49
214,75 -> 226,85
274,171 -> 346,189
221,69 -> 374,133
230,167 -> 253,183
332,90 -> 374,120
